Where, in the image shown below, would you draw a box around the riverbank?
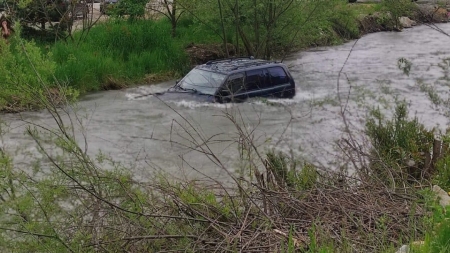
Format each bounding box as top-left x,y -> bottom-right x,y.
357,2 -> 450,34
155,1 -> 450,72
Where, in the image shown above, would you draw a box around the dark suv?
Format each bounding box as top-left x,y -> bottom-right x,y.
156,57 -> 296,103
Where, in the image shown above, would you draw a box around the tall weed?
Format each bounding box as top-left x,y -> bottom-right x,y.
434,134 -> 450,191
366,103 -> 434,185
52,19 -> 192,92
0,27 -> 77,111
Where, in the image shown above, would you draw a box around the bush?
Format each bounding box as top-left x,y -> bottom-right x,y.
412,194 -> 450,253
329,5 -> 361,40
425,205 -> 450,252
434,134 -> 450,191
381,0 -> 417,28
366,103 -> 435,184
266,150 -> 318,190
0,27 -> 77,112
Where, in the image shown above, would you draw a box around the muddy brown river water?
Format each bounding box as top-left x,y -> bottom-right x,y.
2,23 -> 450,183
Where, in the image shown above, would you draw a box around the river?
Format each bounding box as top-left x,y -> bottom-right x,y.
2,23 -> 450,184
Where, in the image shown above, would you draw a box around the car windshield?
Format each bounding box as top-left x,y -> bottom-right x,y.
178,69 -> 227,95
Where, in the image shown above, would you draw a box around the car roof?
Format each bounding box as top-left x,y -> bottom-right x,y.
196,57 -> 284,75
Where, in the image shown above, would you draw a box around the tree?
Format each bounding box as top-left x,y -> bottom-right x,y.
189,0 -> 331,59
147,0 -> 190,37
1,0 -> 111,43
108,0 -> 148,20
15,0 -> 70,31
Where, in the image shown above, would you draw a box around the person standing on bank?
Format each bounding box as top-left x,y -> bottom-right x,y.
1,15 -> 11,40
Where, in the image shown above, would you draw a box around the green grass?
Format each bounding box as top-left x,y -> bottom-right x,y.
409,197 -> 450,253
51,18 -> 221,93
349,3 -> 383,16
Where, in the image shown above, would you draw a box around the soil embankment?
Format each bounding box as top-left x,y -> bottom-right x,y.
359,2 -> 450,33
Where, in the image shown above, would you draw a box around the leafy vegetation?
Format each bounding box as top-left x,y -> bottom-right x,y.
417,205 -> 450,253
1,0 -> 75,41
0,28 -> 78,112
51,19 -> 192,92
381,0 -> 417,28
366,103 -> 435,185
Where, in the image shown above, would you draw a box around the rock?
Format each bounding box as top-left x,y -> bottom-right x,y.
399,17 -> 416,28
416,5 -> 449,23
406,159 -> 416,166
395,241 -> 426,253
395,244 -> 409,253
432,185 -> 450,207
412,241 -> 425,247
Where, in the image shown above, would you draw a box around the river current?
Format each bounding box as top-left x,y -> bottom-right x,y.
2,23 -> 450,183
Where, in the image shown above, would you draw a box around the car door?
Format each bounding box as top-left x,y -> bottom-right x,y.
216,73 -> 247,102
244,68 -> 270,98
267,66 -> 292,97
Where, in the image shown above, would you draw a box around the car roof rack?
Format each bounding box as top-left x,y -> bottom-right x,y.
205,56 -> 255,65
199,57 -> 282,74
229,61 -> 276,71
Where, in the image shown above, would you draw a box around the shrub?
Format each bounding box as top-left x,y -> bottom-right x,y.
52,19 -> 192,92
366,103 -> 435,185
433,133 -> 450,191
381,0 -> 417,28
329,5 -> 361,40
412,195 -> 450,253
265,150 -> 318,190
0,26 -> 77,111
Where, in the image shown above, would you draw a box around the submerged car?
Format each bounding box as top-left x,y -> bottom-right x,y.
155,57 -> 296,103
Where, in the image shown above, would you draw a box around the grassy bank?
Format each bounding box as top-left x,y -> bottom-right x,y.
51,18 -> 220,93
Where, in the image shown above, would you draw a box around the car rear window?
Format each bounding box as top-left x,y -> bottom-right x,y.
268,67 -> 289,86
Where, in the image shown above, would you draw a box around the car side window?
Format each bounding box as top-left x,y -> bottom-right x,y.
245,69 -> 269,90
222,74 -> 245,95
268,67 -> 289,86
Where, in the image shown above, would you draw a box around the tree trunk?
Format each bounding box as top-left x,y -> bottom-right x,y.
253,0 -> 259,52
171,18 -> 176,37
171,0 -> 177,37
218,0 -> 229,57
235,0 -> 240,55
239,26 -> 253,56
